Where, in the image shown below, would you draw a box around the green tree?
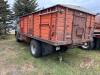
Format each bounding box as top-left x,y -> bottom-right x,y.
0,0 -> 12,35
13,0 -> 38,17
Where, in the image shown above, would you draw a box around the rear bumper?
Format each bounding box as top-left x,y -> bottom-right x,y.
94,31 -> 100,38
94,32 -> 100,35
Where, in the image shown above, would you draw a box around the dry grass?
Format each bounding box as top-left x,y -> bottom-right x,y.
0,35 -> 100,75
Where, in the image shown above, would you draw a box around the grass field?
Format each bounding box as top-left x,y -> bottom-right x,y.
0,35 -> 100,75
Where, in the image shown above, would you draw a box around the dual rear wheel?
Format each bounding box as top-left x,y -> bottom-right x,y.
30,39 -> 67,58
30,40 -> 55,58
81,38 -> 100,50
30,40 -> 42,57
16,33 -> 67,58
81,41 -> 95,50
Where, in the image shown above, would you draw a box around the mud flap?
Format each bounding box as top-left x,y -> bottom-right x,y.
95,38 -> 100,49
41,42 -> 54,56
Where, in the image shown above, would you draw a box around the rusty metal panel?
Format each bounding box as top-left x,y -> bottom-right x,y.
41,24 -> 50,40
95,15 -> 100,30
94,15 -> 100,36
33,13 -> 40,37
56,7 -> 65,41
50,13 -> 57,41
72,11 -> 87,44
85,15 -> 95,40
95,15 -> 100,24
40,14 -> 51,40
23,16 -> 28,34
19,5 -> 95,46
27,15 -> 33,35
64,9 -> 73,44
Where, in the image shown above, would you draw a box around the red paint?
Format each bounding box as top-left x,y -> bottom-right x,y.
19,5 -> 95,45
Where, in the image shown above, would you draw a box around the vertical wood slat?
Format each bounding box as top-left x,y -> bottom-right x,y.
19,5 -> 95,45
63,8 -> 67,41
55,6 -> 58,41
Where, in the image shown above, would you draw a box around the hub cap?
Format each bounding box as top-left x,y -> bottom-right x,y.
81,42 -> 89,49
31,44 -> 36,55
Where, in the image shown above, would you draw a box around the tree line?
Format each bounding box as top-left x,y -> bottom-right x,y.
0,0 -> 38,36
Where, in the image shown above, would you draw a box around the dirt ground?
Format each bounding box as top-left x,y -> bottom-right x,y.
0,37 -> 35,75
0,35 -> 100,75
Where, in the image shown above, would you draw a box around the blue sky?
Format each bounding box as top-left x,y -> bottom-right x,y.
8,0 -> 100,13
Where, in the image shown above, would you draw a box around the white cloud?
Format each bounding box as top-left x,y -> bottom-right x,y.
8,0 -> 100,13
37,0 -> 100,12
77,0 -> 100,12
8,0 -> 14,5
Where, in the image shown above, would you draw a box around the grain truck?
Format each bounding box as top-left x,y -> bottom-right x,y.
15,4 -> 96,57
81,15 -> 100,49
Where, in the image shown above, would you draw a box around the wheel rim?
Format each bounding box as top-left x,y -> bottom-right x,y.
31,43 -> 36,55
81,42 -> 89,49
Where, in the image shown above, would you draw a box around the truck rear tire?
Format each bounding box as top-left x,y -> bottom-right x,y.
30,40 -> 42,58
81,41 -> 94,50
